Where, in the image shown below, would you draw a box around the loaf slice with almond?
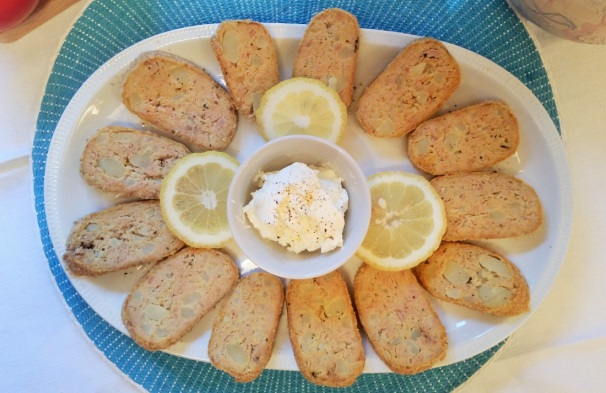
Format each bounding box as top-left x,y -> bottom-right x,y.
63,200 -> 185,276
354,264 -> 447,374
80,126 -> 191,199
413,242 -> 530,316
356,37 -> 460,137
292,8 -> 360,107
121,51 -> 238,151
122,247 -> 239,351
208,272 -> 284,382
431,172 -> 543,241
286,270 -> 364,387
408,101 -> 520,175
211,20 -> 280,118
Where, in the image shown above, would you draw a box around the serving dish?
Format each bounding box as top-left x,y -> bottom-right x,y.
44,23 -> 572,372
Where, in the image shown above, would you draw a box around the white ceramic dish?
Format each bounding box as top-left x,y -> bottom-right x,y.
44,24 -> 572,372
228,135 -> 371,280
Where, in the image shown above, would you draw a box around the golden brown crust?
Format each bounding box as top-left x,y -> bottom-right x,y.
211,20 -> 280,118
354,264 -> 447,374
292,8 -> 360,107
430,172 -> 543,241
121,248 -> 239,351
408,101 -> 520,175
63,201 -> 185,276
286,270 -> 364,387
121,51 -> 238,151
208,272 -> 284,382
356,37 -> 460,137
413,242 -> 530,316
80,126 -> 191,199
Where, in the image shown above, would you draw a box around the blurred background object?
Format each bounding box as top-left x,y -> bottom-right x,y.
509,0 -> 606,44
0,0 -> 40,32
0,0 -> 80,43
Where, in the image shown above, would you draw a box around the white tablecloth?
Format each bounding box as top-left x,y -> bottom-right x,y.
1,2 -> 605,392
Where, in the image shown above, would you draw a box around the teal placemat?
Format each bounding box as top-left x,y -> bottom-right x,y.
33,0 -> 558,391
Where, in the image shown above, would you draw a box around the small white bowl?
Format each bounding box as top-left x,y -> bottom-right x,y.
227,135 -> 371,279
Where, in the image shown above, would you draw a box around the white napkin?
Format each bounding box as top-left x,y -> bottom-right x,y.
460,21 -> 606,393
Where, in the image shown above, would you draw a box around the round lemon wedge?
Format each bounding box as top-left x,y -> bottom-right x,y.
160,151 -> 239,248
356,171 -> 447,270
255,77 -> 347,143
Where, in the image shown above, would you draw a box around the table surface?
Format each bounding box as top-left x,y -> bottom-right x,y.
1,1 -> 605,392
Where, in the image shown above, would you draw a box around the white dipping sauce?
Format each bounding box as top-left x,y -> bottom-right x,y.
243,162 -> 349,253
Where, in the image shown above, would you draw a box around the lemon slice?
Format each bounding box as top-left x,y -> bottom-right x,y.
356,171 -> 447,270
160,151 -> 239,248
256,77 -> 347,143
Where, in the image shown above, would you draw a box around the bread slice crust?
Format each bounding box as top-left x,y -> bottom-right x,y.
286,270 -> 364,387
80,126 -> 191,199
208,272 -> 284,382
356,37 -> 460,137
292,8 -> 360,108
408,101 -> 520,175
122,247 -> 239,351
354,264 -> 447,374
63,200 -> 184,276
121,51 -> 238,151
211,20 -> 280,118
430,171 -> 543,241
413,242 -> 530,316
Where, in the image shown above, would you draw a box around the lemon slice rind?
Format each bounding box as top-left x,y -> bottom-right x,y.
356,171 -> 447,271
256,77 -> 347,143
160,151 -> 239,248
